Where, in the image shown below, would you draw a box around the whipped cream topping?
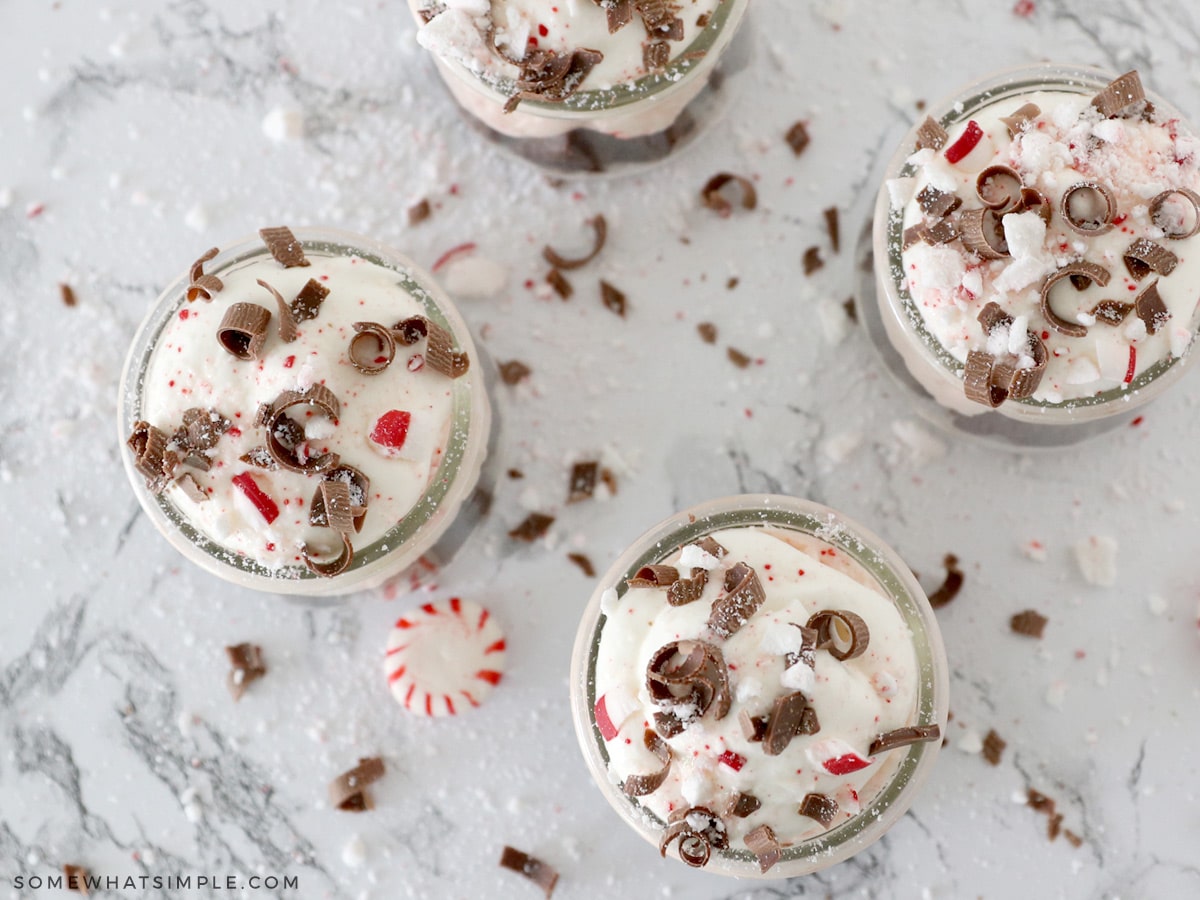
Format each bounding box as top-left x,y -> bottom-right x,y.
592,526 -> 922,850
140,250 -> 462,572
894,89 -> 1200,404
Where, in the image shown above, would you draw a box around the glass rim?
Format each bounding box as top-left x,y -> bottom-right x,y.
117,226 -> 491,596
872,62 -> 1200,424
568,494 -> 950,879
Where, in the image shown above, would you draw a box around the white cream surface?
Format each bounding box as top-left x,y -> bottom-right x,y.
897,90 -> 1200,404
592,527 -> 921,849
140,252 -> 458,571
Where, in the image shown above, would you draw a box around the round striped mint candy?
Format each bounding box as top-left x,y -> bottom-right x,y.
384,597 -> 506,717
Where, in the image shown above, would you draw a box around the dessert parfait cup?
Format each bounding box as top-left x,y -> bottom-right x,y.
867,64 -> 1200,448
407,0 -> 751,175
118,228 -> 495,598
569,495 -> 949,878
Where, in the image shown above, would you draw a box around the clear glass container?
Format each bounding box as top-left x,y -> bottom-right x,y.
867,64 -> 1200,448
118,228 -> 494,597
409,0 -> 751,175
569,495 -> 949,878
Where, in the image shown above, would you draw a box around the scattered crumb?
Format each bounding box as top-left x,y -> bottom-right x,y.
262,106 -> 305,141
1010,609 -> 1048,638
982,729 -> 1006,765
1021,539 -> 1048,562
1073,535 -> 1118,587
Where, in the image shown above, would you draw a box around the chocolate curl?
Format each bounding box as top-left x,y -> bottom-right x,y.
259,226 -> 310,268
567,460 -> 599,502
181,407 -> 231,451
963,350 -> 1006,408
975,301 -> 1048,400
762,691 -> 813,756
999,102 -> 1041,138
503,47 -> 604,113
646,640 -> 732,732
498,847 -> 559,898
1040,262 -> 1110,338
659,806 -> 728,869
628,564 -> 680,588
1149,188 -> 1200,239
186,247 -> 223,302
621,729 -> 672,797
225,642 -> 266,701
303,532 -> 354,578
916,186 -> 961,219
1060,182 -> 1117,236
869,723 -> 942,756
744,824 -> 782,874
724,791 -> 761,818
798,792 -> 839,827
959,208 -> 1009,260
978,301 -> 1013,334
264,385 -> 341,474
127,421 -> 173,493
311,464 -> 370,533
667,569 -> 708,606
257,279 -> 298,343
739,709 -> 768,742
544,214 -> 607,270
216,303 -> 272,360
424,320 -> 470,378
701,173 -> 757,218
315,481 -> 355,536
995,332 -> 1048,401
1135,281 -> 1171,335
328,756 -> 385,811
806,609 -> 870,661
706,562 -> 766,639
348,321 -> 396,375
975,165 -> 1023,214
1091,300 -> 1134,326
1123,238 -> 1179,280
784,624 -> 819,670
1019,187 -> 1053,225
239,446 -> 277,470
391,315 -> 429,345
1091,70 -> 1145,118
914,116 -> 949,151
643,40 -> 670,72
928,553 -> 964,608
696,536 -> 727,559
292,278 -> 330,322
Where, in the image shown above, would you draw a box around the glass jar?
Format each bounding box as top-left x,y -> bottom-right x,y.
569,495 -> 948,878
118,228 -> 494,597
867,64 -> 1200,447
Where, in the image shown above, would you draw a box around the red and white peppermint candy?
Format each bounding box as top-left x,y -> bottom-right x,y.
384,597 -> 506,717
806,738 -> 872,776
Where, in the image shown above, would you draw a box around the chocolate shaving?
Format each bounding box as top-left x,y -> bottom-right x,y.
259,226 -> 310,268
264,385 -> 341,474
902,223 -> 929,250
1123,238 -> 1178,280
928,553 -> 963,608
567,461 -> 599,503
738,709 -> 769,743
1091,70 -> 1144,118
784,624 -> 818,670
978,301 -> 1013,334
696,536 -> 727,558
291,278 -> 330,323
727,347 -> 752,368
499,360 -> 532,385
1019,187 -> 1053,225
659,806 -> 727,868
544,215 -> 607,270
504,47 -> 604,113
509,512 -> 555,542
566,552 -> 595,576
1149,188 -> 1200,239
868,723 -> 941,756
798,792 -> 838,827
667,569 -> 708,606
421,319 -> 470,378
1091,300 -> 1133,326
701,173 -> 757,218
176,472 -> 208,502
802,246 -> 823,276
392,315 -> 429,345
348,321 -> 396,375
310,464 -> 370,533
181,407 -> 230,451
643,40 -> 670,72
806,609 -> 869,660
546,268 -> 573,299
763,691 -> 812,756
257,279 -> 298,343
982,728 -> 1006,765
1064,830 -> 1084,848
315,481 -> 355,536
959,208 -> 1010,259
744,824 -> 782,874
628,564 -> 680,588
225,642 -> 266,701
706,562 -> 766,639
786,121 -> 811,156
621,728 -> 672,796
975,165 -> 1023,214
499,847 -> 559,898
186,247 -> 224,302
600,280 -> 626,317
601,467 -> 618,495
925,218 -> 959,244
329,756 -> 385,811
917,186 -> 962,219
59,282 -> 78,307
999,102 -> 1041,138
216,303 -> 272,360
1060,182 -> 1117,235
724,791 -> 761,818
602,0 -> 634,32
303,532 -> 354,578
407,198 -> 431,226
1010,608 -> 1048,637
696,11 -> 711,27
1135,281 -> 1170,335
239,446 -> 277,469
63,864 -> 88,895
127,421 -> 174,493
697,322 -> 718,344
1041,261 -> 1112,337
914,116 -> 949,151
823,206 -> 840,253
646,640 -> 731,730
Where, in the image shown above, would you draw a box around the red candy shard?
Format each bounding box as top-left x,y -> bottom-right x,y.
231,472 -> 279,524
476,669 -> 503,685
1124,346 -> 1136,384
595,695 -> 619,741
823,753 -> 872,775
370,410 -> 412,451
719,750 -> 746,772
944,120 -> 984,164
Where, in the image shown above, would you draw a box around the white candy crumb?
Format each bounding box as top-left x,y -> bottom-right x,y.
440,256 -> 508,300
184,203 -> 209,232
957,729 -> 984,754
817,298 -> 851,346
262,106 -> 305,142
678,543 -> 721,571
1044,681 -> 1068,709
1147,595 -> 1168,616
341,835 -> 367,867
1021,540 -> 1048,562
821,431 -> 862,465
781,662 -> 815,694
599,588 -> 619,617
1073,535 -> 1118,587
891,419 -> 947,467
0,187 -> 13,209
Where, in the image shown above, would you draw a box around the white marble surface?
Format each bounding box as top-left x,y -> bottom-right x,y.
3,1 -> 1200,898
